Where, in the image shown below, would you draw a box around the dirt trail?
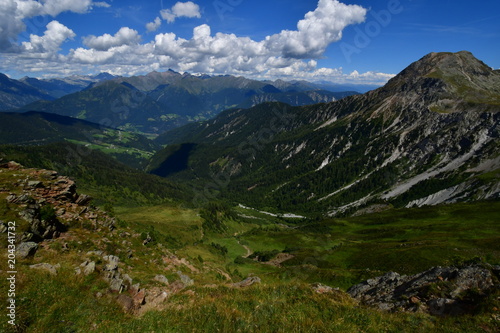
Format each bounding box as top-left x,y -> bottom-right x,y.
242,244 -> 252,258
236,239 -> 252,258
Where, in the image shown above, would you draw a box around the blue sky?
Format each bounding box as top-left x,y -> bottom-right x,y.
1,0 -> 499,87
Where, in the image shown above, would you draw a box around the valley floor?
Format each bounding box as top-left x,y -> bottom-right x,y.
1,189 -> 499,332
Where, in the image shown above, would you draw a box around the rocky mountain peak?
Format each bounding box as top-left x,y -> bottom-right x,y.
375,51 -> 500,106
392,51 -> 491,82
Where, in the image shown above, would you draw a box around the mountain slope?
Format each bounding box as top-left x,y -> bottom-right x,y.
0,111 -> 158,168
1,162 -> 498,332
19,72 -> 116,98
18,71 -> 357,133
0,142 -> 188,206
0,73 -> 54,110
19,81 -> 174,134
150,51 -> 500,215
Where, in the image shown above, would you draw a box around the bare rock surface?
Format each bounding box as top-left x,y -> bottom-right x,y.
348,264 -> 498,315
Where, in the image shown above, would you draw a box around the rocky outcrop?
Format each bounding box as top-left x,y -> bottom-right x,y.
75,261 -> 96,276
1,161 -> 116,249
154,275 -> 169,285
177,271 -> 194,286
16,242 -> 38,259
348,264 -> 498,315
1,161 -> 202,316
231,276 -> 261,288
29,263 -> 60,275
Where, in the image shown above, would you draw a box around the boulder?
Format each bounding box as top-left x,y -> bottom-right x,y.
144,290 -> 169,307
427,298 -> 458,316
130,283 -> 141,295
29,263 -> 59,275
75,194 -> 92,206
109,278 -> 124,293
17,242 -> 38,258
14,194 -> 34,204
80,261 -> 96,276
177,271 -> 194,286
154,275 -> 169,285
103,255 -> 120,271
87,250 -> 104,257
116,294 -> 135,313
231,276 -> 261,288
4,161 -> 22,170
133,289 -> 146,308
122,273 -> 133,287
27,181 -> 43,188
6,194 -> 17,203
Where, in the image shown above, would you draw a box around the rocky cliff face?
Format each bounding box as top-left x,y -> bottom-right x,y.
155,51 -> 499,215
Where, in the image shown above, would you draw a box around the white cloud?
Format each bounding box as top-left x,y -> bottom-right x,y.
22,20 -> 75,53
146,17 -> 162,32
160,1 -> 201,24
71,47 -> 114,63
41,0 -> 93,16
264,0 -> 366,58
0,0 -> 394,87
0,0 -> 103,51
83,27 -> 141,51
92,2 -> 110,8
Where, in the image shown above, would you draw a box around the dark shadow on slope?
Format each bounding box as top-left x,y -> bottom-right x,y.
149,143 -> 197,177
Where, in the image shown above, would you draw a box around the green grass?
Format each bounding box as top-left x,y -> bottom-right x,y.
2,268 -> 497,332
114,200 -> 500,288
2,177 -> 499,332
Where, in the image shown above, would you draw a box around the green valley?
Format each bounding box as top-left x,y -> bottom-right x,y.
0,51 -> 499,332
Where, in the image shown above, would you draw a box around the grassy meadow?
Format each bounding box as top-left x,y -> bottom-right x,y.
1,189 -> 499,332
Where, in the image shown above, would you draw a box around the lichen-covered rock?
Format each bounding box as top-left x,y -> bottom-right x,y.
231,276 -> 261,288
17,242 -> 38,258
347,264 -> 496,315
154,275 -> 169,285
29,263 -> 59,275
177,271 -> 194,286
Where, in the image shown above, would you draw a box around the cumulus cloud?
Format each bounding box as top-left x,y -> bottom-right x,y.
92,2 -> 110,8
0,0 -> 103,51
41,0 -> 93,16
22,20 -> 75,53
264,0 -> 366,58
1,0 -> 394,87
146,17 -> 162,32
160,1 -> 201,24
83,27 -> 141,51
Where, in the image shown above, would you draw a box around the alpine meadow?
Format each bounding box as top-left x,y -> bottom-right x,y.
0,0 -> 499,332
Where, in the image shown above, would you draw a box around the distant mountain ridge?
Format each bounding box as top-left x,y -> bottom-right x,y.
0,73 -> 54,110
150,51 -> 500,215
19,72 -> 117,98
14,70 -> 359,133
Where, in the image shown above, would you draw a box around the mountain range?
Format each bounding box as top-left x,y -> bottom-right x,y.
0,51 -> 499,332
149,51 -> 500,216
2,51 -> 497,216
0,73 -> 55,110
1,70 -> 359,134
19,72 -> 117,98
